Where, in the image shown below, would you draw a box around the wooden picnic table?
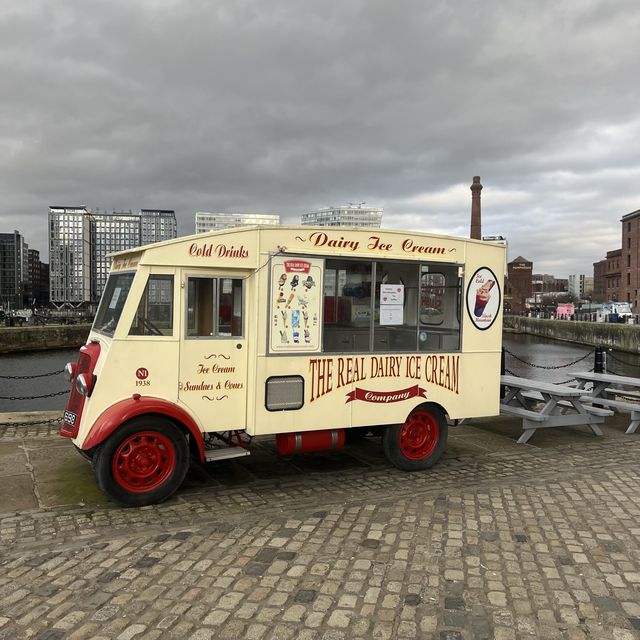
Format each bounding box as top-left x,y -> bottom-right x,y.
573,371 -> 640,434
500,374 -> 612,444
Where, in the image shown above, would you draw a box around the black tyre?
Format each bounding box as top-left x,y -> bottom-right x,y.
93,416 -> 190,507
383,404 -> 448,471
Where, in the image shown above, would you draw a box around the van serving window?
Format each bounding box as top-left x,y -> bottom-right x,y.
129,275 -> 174,336
323,259 -> 373,352
186,277 -> 243,338
322,260 -> 461,353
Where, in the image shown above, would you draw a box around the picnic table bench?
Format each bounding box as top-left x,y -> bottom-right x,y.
574,371 -> 640,434
500,374 -> 613,444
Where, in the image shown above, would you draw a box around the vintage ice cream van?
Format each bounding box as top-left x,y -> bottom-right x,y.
61,225 -> 505,506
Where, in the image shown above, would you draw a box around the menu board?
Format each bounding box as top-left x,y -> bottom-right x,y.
380,283 -> 404,325
270,257 -> 323,353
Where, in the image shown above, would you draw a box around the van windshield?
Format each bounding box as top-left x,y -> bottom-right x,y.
93,272 -> 135,336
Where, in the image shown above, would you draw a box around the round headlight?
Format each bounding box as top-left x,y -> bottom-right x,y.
75,373 -> 93,396
64,362 -> 76,382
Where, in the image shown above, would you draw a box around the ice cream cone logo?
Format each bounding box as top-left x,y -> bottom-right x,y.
474,279 -> 495,317
466,267 -> 500,331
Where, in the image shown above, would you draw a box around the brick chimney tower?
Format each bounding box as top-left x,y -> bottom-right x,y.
470,176 -> 482,240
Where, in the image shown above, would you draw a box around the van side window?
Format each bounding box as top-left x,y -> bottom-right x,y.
129,275 -> 174,336
187,277 -> 243,338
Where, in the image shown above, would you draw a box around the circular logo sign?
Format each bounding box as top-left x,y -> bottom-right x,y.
135,367 -> 149,380
466,267 -> 501,331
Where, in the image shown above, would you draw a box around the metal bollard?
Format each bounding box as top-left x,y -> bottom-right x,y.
594,347 -> 603,373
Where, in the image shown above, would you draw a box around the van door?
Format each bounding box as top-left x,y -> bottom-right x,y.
178,274 -> 249,431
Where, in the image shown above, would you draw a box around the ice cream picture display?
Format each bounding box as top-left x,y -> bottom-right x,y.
270,257 -> 323,352
466,267 -> 500,330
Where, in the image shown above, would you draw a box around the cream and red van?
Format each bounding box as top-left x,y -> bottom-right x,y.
61,226 -> 505,506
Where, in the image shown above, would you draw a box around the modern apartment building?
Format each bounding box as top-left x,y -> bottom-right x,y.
568,274 -> 594,299
195,212 -> 280,233
301,204 -> 383,228
0,230 -> 28,310
27,248 -> 49,306
48,207 -> 92,306
141,209 -> 178,245
91,211 -> 142,299
49,207 -> 177,306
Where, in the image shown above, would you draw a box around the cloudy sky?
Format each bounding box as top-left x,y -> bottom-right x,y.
1,0 -> 639,277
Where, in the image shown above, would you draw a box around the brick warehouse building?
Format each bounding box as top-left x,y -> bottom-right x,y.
594,209 -> 640,310
505,256 -> 533,313
593,248 -> 621,304
621,209 -> 640,311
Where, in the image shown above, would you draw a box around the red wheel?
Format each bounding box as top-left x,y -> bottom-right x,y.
93,417 -> 189,507
383,405 -> 448,471
112,431 -> 177,493
398,411 -> 439,460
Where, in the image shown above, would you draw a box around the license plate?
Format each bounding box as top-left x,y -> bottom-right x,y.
64,411 -> 77,426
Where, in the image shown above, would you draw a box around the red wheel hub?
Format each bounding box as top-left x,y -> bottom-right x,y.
399,411 -> 439,460
112,431 -> 176,493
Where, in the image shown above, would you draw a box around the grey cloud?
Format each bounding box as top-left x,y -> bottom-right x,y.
0,0 -> 639,276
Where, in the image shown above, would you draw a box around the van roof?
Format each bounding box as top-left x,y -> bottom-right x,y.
109,224 -> 502,261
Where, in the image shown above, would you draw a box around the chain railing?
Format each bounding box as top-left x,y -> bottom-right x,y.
0,415 -> 62,429
0,369 -> 64,379
0,367 -> 68,404
606,351 -> 639,368
503,345 -> 601,386
503,347 -> 594,370
504,342 -> 640,388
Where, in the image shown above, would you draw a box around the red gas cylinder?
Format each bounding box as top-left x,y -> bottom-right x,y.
276,429 -> 346,456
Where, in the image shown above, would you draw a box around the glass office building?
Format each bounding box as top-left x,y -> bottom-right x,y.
195,212 -> 280,233
301,205 -> 383,228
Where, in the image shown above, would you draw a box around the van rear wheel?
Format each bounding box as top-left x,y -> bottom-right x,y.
93,417 -> 189,507
383,405 -> 447,471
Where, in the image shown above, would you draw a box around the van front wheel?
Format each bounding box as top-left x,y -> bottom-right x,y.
93,417 -> 189,507
383,405 -> 447,471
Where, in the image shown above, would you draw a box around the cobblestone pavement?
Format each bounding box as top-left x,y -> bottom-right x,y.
1,417 -> 640,639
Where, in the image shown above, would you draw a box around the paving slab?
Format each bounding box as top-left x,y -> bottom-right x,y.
0,441 -> 28,477
1,411 -> 640,639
